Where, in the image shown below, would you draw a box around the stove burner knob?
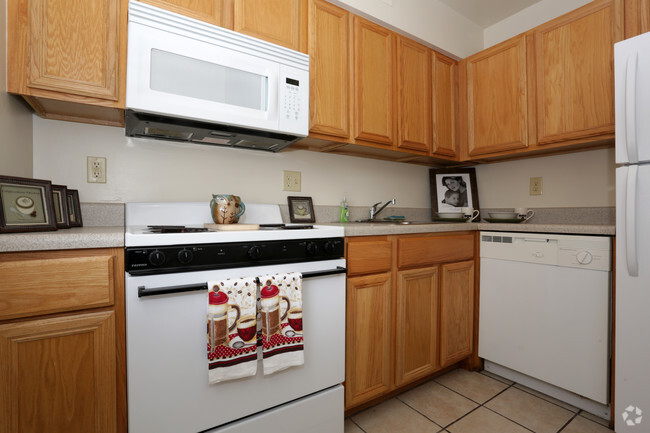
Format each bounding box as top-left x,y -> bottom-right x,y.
306,241 -> 318,256
148,250 -> 166,266
248,246 -> 262,260
177,249 -> 194,265
323,241 -> 335,255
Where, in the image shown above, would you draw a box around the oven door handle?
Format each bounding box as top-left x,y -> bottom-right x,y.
138,282 -> 208,298
301,266 -> 348,279
138,267 -> 347,298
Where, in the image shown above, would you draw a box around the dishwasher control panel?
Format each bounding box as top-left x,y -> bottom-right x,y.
480,232 -> 611,271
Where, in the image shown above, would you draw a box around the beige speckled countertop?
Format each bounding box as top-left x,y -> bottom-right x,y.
0,226 -> 125,252
326,222 -> 615,237
0,222 -> 615,253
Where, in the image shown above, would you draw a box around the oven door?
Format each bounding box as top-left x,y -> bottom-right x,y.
125,259 -> 345,433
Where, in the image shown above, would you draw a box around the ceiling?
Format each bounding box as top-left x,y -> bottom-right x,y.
437,0 -> 544,27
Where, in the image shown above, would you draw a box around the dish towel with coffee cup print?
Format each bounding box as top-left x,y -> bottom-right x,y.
258,272 -> 304,375
207,277 -> 258,384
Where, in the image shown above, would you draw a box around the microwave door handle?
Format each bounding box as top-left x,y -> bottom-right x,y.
138,282 -> 208,298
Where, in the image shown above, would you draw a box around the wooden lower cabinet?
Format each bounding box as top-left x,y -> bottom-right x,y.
0,311 -> 116,433
345,272 -> 393,408
0,248 -> 125,433
395,267 -> 439,386
439,260 -> 475,367
345,233 -> 476,411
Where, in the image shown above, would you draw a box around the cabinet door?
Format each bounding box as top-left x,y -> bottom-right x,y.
624,0 -> 650,37
395,267 -> 438,387
9,0 -> 121,101
439,260 -> 474,367
233,0 -> 307,52
432,52 -> 458,159
353,16 -> 396,147
534,0 -> 623,145
137,0 -> 225,25
464,34 -> 530,157
396,37 -> 431,153
0,311 -> 116,433
345,273 -> 392,409
308,0 -> 351,140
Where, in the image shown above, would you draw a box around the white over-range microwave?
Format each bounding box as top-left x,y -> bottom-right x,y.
125,0 -> 309,152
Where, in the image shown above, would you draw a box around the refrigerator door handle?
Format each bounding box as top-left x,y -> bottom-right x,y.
626,164 -> 639,277
625,51 -> 639,163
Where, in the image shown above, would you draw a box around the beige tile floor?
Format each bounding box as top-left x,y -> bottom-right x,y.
345,369 -> 614,433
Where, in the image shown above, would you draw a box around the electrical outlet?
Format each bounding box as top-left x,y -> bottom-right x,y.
283,170 -> 301,192
530,177 -> 543,195
87,156 -> 107,183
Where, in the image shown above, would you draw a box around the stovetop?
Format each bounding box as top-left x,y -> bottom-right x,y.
125,202 -> 343,247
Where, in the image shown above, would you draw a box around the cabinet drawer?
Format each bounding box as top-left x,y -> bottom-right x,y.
397,234 -> 474,269
0,251 -> 116,321
346,237 -> 392,276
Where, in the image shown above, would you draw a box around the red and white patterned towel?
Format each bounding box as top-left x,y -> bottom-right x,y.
258,272 -> 304,375
207,277 -> 258,384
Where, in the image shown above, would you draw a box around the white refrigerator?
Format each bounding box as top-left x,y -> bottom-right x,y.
615,31 -> 650,432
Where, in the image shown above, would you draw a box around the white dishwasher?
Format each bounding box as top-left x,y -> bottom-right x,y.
478,232 -> 612,411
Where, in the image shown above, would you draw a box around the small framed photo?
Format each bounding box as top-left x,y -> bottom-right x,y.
51,184 -> 70,229
287,196 -> 315,223
429,168 -> 480,215
66,189 -> 83,227
0,175 -> 58,233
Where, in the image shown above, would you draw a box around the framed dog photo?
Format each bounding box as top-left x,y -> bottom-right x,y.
429,168 -> 480,215
0,176 -> 58,233
287,196 -> 315,223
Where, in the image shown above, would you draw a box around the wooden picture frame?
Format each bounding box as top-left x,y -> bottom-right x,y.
429,168 -> 480,216
287,196 -> 315,223
51,184 -> 71,229
66,189 -> 83,227
0,175 -> 58,233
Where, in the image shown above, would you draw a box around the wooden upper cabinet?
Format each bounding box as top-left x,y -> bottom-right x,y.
463,34 -> 531,157
308,0 -> 351,141
624,0 -> 650,37
353,16 -> 396,147
534,0 -> 622,145
432,52 -> 458,158
7,0 -> 126,126
232,0 -> 308,52
396,37 -> 431,153
137,0 -> 226,26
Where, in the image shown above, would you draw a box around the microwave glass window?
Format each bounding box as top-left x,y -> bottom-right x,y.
150,49 -> 268,111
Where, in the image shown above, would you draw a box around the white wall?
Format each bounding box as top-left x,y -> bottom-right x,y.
483,0 -> 592,48
32,118 -> 431,208
0,0 -> 33,177
333,0 -> 483,58
23,0 -> 616,210
474,148 -> 615,208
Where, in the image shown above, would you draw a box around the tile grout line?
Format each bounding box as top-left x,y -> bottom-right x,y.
555,411 -> 581,433
394,395 -> 444,430
510,384 -> 580,414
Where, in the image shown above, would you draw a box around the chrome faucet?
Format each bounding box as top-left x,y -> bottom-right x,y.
370,199 -> 396,220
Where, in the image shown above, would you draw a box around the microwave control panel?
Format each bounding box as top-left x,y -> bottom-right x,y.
279,65 -> 309,135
